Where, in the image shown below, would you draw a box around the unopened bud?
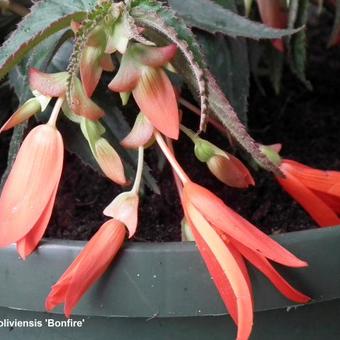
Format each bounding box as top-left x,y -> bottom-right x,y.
0,98 -> 41,133
260,144 -> 282,166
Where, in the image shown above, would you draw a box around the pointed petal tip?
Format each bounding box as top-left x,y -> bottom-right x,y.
29,68 -> 68,97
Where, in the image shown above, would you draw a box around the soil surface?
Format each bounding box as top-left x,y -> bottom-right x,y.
0,9 -> 340,241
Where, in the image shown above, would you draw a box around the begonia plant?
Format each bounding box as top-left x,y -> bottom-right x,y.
1,1 -> 340,339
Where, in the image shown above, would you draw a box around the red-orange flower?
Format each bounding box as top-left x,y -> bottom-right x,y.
182,181 -> 309,340
0,124 -> 63,259
108,43 -> 179,139
45,219 -> 126,317
277,159 -> 340,227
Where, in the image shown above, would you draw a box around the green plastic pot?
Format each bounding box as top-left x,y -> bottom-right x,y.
0,226 -> 339,339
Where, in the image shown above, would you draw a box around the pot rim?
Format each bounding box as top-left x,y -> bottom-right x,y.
0,226 -> 339,317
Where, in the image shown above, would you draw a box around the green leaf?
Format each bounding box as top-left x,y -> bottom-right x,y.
287,0 -> 311,89
0,0 -> 95,80
195,0 -> 249,124
197,32 -> 249,125
167,0 -> 300,39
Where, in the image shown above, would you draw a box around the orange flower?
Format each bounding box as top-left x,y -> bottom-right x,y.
277,159 -> 340,227
45,220 -> 126,317
29,68 -> 105,120
108,43 -> 179,139
0,124 -> 63,259
182,181 -> 309,340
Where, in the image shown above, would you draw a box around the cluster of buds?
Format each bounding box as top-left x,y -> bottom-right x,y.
1,5 -> 340,340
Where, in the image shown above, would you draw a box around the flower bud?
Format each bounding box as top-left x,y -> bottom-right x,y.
194,139 -> 218,163
207,153 -> 255,188
260,144 -> 282,166
80,118 -> 126,185
193,137 -> 254,188
95,137 -> 127,185
0,98 -> 41,133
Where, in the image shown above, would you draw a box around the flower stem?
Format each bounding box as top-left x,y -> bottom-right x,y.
154,131 -> 190,184
179,97 -> 226,135
131,146 -> 144,194
180,124 -> 197,142
48,97 -> 64,127
166,137 -> 183,200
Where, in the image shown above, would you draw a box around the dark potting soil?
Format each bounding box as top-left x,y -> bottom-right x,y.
0,9 -> 340,241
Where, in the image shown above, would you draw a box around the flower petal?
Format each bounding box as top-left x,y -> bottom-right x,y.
183,182 -> 308,268
121,112 -> 154,149
64,220 -> 126,317
95,138 -> 126,185
133,68 -> 179,139
311,191 -> 340,214
0,98 -> 41,133
256,0 -> 287,52
100,54 -> 115,72
103,192 -> 139,238
282,160 -> 340,197
232,238 -> 310,304
108,55 -> 141,93
137,44 -> 177,68
186,202 -> 253,340
0,125 -> 63,247
16,185 -> 59,260
277,170 -> 340,227
70,77 -> 105,120
29,68 -> 68,97
207,154 -> 255,188
80,45 -> 103,97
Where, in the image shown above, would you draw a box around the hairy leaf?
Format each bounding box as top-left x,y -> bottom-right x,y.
0,0 -> 95,80
167,0 -> 300,39
287,0 -> 311,89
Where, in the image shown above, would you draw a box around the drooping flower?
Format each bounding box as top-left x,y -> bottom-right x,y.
80,118 -> 126,185
154,132 -> 309,340
276,159 -> 340,227
256,0 -> 288,52
45,219 -> 126,317
182,181 -> 310,340
79,27 -> 115,97
108,43 -> 179,139
0,124 -> 64,259
29,68 -> 105,120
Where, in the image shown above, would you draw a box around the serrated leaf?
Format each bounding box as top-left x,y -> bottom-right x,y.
0,0 -> 95,80
168,0 -> 300,39
197,32 -> 249,125
287,0 -> 311,89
